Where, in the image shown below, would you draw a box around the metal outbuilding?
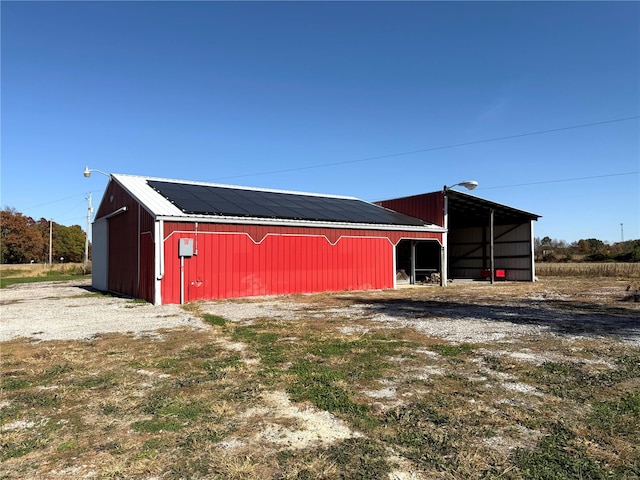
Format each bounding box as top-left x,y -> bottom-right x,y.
91,174 -> 445,304
376,189 -> 541,283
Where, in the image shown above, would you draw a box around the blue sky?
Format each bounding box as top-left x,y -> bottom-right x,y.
2,1 -> 638,244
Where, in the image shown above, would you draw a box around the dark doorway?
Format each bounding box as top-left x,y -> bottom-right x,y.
396,239 -> 441,284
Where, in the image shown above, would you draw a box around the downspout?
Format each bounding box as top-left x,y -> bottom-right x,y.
392,240 -> 397,290
158,219 -> 165,281
154,219 -> 164,305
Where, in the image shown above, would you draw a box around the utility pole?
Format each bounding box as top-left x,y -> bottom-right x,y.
49,220 -> 53,266
84,193 -> 93,272
621,223 -> 624,243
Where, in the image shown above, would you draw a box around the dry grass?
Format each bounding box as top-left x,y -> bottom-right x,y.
1,277 -> 639,479
0,263 -> 56,278
0,263 -> 90,288
536,261 -> 640,278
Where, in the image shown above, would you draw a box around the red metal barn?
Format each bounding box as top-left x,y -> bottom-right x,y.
92,174 -> 445,304
376,189 -> 541,282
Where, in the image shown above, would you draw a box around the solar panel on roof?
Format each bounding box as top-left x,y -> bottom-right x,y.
147,180 -> 427,226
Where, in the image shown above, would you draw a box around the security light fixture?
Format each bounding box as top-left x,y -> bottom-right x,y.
83,166 -> 110,178
444,180 -> 478,191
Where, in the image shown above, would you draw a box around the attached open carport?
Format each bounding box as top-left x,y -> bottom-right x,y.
444,190 -> 541,282
377,189 -> 541,284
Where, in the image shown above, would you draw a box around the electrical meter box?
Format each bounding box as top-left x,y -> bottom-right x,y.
178,238 -> 194,257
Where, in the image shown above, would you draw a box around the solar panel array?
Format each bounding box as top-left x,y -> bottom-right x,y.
147,180 -> 427,226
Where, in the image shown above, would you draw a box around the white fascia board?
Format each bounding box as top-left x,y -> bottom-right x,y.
155,214 -> 446,233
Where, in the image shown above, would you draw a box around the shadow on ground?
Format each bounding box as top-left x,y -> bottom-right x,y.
342,296 -> 640,343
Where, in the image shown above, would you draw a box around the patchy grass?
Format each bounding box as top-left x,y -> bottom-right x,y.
1,274 -> 90,288
1,277 -> 638,479
202,313 -> 227,327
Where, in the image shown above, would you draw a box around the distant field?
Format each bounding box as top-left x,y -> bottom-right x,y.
0,263 -> 90,288
0,263 -> 54,278
536,262 -> 640,278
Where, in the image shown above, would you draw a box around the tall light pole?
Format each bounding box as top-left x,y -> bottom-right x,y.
442,180 -> 479,286
83,166 -> 110,273
84,193 -> 93,273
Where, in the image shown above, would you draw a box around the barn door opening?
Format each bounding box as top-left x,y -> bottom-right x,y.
395,239 -> 441,285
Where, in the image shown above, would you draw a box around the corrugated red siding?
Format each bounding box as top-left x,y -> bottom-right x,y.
106,188 -> 139,297
161,222 -> 441,304
376,192 -> 445,226
138,207 -> 155,303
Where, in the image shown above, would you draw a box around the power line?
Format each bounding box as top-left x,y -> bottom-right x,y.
19,190 -> 103,213
11,115 -> 638,219
209,115 -> 640,181
479,171 -> 640,190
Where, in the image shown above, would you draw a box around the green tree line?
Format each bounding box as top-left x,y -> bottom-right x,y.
1,207 -> 88,264
535,236 -> 640,262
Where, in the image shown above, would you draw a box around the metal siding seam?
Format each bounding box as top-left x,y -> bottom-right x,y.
273,235 -> 281,294
289,236 -> 296,293
292,236 -> 298,293
250,238 -> 257,296
296,236 -> 303,293
350,236 -> 356,289
339,237 -> 346,290
233,235 -> 240,298
247,234 -> 254,296
265,235 -> 272,296
229,234 -> 236,298
312,234 -> 320,291
281,234 -> 288,294
374,240 -> 381,288
326,234 -> 332,290
353,238 -> 359,289
360,238 -> 373,289
245,237 -> 252,297
318,237 -> 325,291
302,238 -> 309,292
206,233 -> 212,299
217,233 -> 223,298
239,234 -> 246,297
328,235 -> 333,290
223,234 -> 229,298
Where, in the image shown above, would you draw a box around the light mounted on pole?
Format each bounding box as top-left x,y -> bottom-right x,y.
83,166 -> 109,273
444,180 -> 478,192
83,166 -> 110,178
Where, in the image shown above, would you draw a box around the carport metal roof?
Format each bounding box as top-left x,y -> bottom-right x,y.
447,190 -> 541,228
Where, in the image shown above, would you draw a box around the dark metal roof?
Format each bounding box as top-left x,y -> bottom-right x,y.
447,190 -> 541,228
147,180 -> 431,227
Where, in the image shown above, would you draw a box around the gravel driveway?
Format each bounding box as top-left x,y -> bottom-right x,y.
0,280 -> 204,342
2,278 -> 639,346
